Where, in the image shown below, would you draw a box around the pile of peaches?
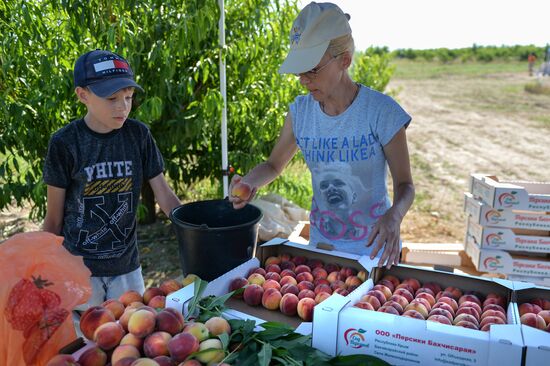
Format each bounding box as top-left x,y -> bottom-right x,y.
47,277 -> 231,366
228,254 -> 365,322
354,274 -> 509,331
518,298 -> 550,331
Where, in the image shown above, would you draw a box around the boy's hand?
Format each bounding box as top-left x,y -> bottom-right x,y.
229,175 -> 257,209
366,208 -> 402,268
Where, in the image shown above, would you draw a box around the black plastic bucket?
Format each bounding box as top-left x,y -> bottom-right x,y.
170,199 -> 263,281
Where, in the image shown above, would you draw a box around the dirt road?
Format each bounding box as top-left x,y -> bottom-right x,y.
393,70 -> 550,243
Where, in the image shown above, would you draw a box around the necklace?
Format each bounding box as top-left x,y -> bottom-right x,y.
320,82 -> 361,114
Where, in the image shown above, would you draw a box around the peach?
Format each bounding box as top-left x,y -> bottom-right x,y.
280,261 -> 296,271
402,278 -> 421,292
415,287 -> 435,297
334,288 -> 349,296
435,291 -> 455,301
326,271 -> 341,283
357,270 -> 368,282
159,279 -> 182,296
280,283 -> 300,296
156,308 -> 184,335
395,283 -> 415,294
120,332 -> 143,348
480,315 -> 506,329
280,293 -> 299,316
265,272 -> 281,282
279,253 -> 292,262
297,297 -> 316,321
312,267 -> 328,280
231,181 -> 252,200
253,267 -> 267,276
78,346 -> 108,366
306,258 -> 324,269
404,302 -> 429,319
119,308 -> 137,332
93,321 -> 124,350
265,264 -> 281,274
428,308 -> 453,322
111,345 -> 141,366
460,301 -> 482,315
324,262 -> 341,274
297,281 -> 314,292
455,320 -> 479,330
229,277 -> 248,298
383,300 -> 404,314
432,302 -> 455,317
437,297 -> 458,312
372,285 -> 392,300
376,279 -> 395,292
458,294 -> 481,307
46,355 -> 79,366
196,339 -> 224,364
298,289 -> 316,300
531,298 -> 550,311
415,292 -> 436,307
483,295 -> 506,309
247,273 -> 265,286
205,316 -> 231,336
262,288 -> 283,310
127,301 -> 146,310
114,358 -> 138,366
402,309 -> 425,320
360,294 -> 381,310
483,303 -> 506,314
393,288 -> 414,303
315,292 -> 331,304
427,314 -> 452,325
181,273 -> 199,287
280,275 -> 297,287
423,282 -> 442,295
330,280 -> 346,291
291,256 -> 307,266
243,284 -> 264,306
152,356 -> 173,366
481,309 -> 507,323
101,299 -> 126,320
518,302 -> 542,316
119,290 -> 144,306
364,290 -> 386,305
339,267 -> 357,279
280,269 -> 296,278
520,313 -> 547,330
168,332 -> 200,363
378,305 -> 399,315
355,301 -> 375,311
263,279 -> 281,291
389,294 -> 409,309
314,284 -> 332,296
381,274 -> 400,289
314,278 -> 331,287
143,287 -> 164,305
264,256 -> 281,266
455,306 -> 480,321
79,306 -> 116,340
148,295 -> 166,309
444,286 -> 463,300
296,272 -> 314,283
345,276 -> 363,288
143,331 -> 172,358
295,264 -> 311,274
411,297 -> 432,312
183,322 -> 209,342
537,310 -> 550,325
128,309 -> 156,338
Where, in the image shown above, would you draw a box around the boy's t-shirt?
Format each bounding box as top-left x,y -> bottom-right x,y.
43,118 -> 164,277
290,85 -> 411,255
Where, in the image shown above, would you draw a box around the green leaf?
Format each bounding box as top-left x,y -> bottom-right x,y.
257,343 -> 273,366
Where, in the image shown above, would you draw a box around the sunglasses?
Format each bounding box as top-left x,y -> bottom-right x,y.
295,56 -> 338,79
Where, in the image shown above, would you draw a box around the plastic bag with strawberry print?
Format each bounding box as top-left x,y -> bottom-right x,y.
1,232 -> 92,366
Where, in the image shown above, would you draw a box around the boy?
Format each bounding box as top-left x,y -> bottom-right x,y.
42,49 -> 181,309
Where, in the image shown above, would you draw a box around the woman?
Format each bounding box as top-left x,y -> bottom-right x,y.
229,2 -> 414,268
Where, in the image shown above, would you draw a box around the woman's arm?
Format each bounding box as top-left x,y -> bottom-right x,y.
42,185 -> 66,235
367,127 -> 415,267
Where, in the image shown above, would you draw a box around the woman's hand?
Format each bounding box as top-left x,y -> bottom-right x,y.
228,174 -> 258,209
366,207 -> 402,268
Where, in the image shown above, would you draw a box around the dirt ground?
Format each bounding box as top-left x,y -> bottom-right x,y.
2,65 -> 549,284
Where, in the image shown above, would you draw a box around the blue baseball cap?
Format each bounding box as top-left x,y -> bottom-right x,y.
73,49 -> 143,97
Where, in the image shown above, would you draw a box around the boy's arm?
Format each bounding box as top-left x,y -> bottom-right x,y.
148,173 -> 181,217
42,185 -> 66,235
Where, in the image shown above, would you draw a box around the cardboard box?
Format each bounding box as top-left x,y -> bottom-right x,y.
312,263 -> 523,366
464,236 -> 550,277
166,238 -> 375,335
511,283 -> 550,366
507,274 -> 550,288
288,221 -> 310,244
470,174 -> 550,212
466,216 -> 550,253
401,242 -> 471,267
464,192 -> 550,230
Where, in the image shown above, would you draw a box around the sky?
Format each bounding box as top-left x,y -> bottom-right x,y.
297,0 -> 550,51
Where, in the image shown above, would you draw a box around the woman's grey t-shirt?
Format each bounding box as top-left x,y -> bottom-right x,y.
43,119 -> 164,276
290,85 -> 411,255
